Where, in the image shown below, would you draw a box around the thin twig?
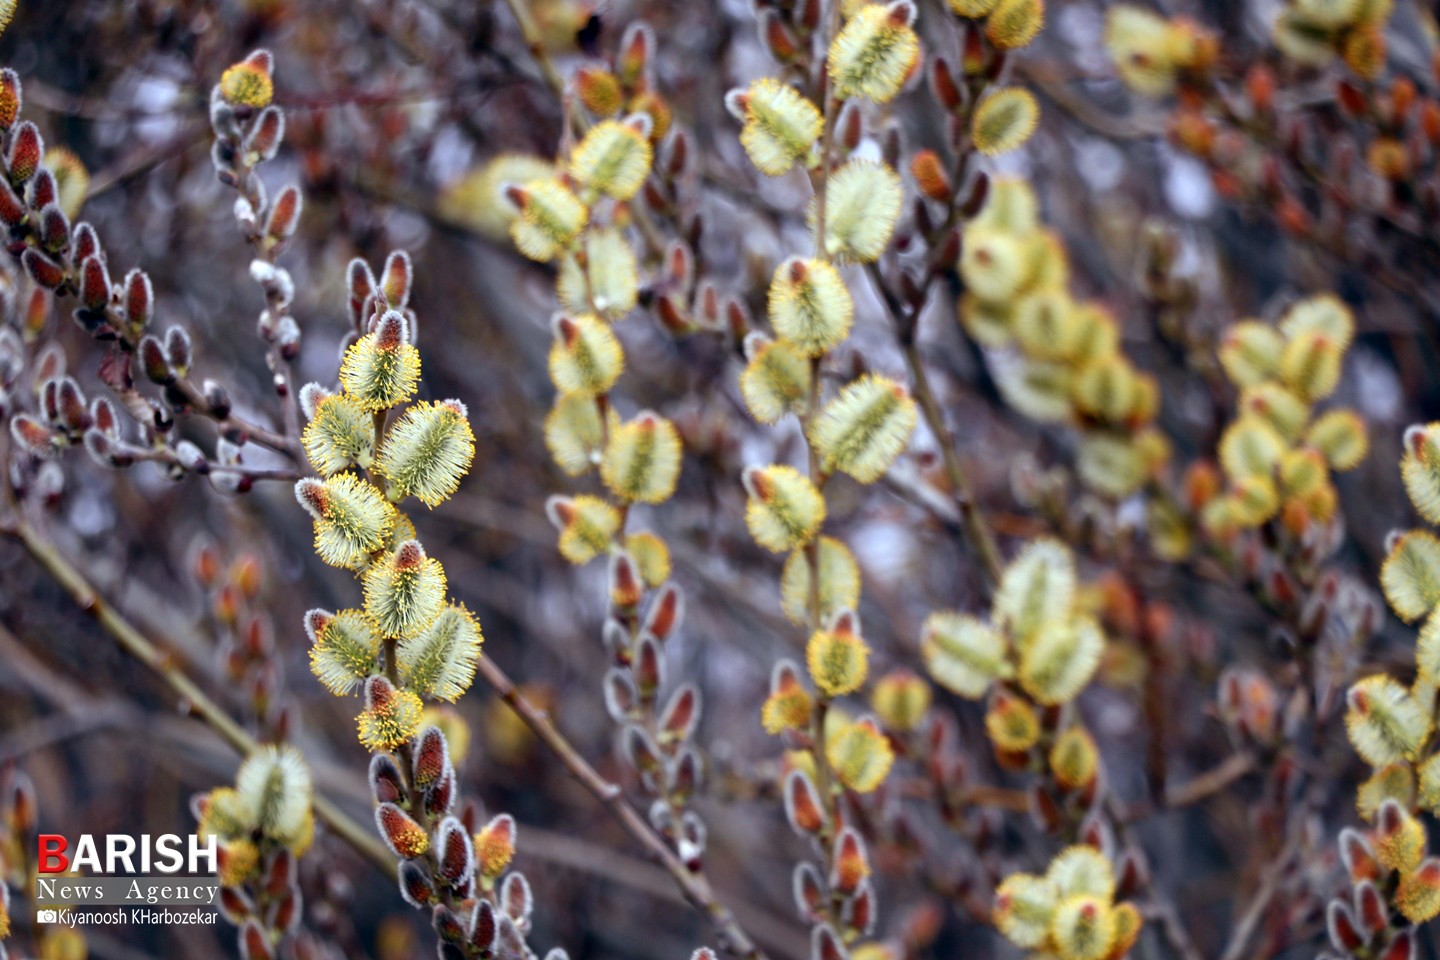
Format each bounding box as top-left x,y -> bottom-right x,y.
475,654 -> 770,960
2,516 -> 396,877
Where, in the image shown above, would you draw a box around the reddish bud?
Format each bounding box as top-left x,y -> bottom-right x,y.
793,862 -> 826,922
139,335 -> 173,385
433,904 -> 467,944
376,802 -> 430,860
381,250 -> 412,307
930,57 -> 963,111
469,899 -> 497,950
633,634 -> 663,701
659,683 -> 700,743
239,918 -> 273,960
79,255 -> 111,312
831,826 -> 869,894
425,766 -> 457,820
8,121 -> 42,184
1383,930 -> 1416,960
29,168 -> 55,210
761,10 -> 800,61
501,871 -> 533,926
784,769 -> 826,835
123,269 -> 153,329
643,583 -> 684,639
266,185 -> 302,242
22,248 -> 63,290
1327,900 -> 1366,953
413,726 -> 450,790
0,69 -> 21,129
397,860 -> 435,907
1246,65 -> 1275,115
437,817 -> 474,886
811,924 -> 846,960
610,551 -> 643,609
0,175 -> 22,226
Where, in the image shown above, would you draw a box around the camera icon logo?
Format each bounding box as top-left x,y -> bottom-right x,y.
36,909 -> 58,924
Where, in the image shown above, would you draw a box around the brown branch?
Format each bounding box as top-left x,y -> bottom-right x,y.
475,654 -> 771,960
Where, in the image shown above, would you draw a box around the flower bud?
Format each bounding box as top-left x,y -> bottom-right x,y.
556,227 -> 639,322
986,689 -> 1041,752
768,257 -> 853,357
398,859 -> 437,907
1218,321 -> 1285,388
358,677 -> 425,752
302,392 -> 374,476
993,873 -> 1058,948
0,68 -> 21,130
743,464 -> 826,552
21,248 -> 62,290
1218,416 -> 1286,481
363,540 -> 447,639
1278,330 -> 1343,402
508,177 -> 588,262
1049,725 -> 1099,790
783,769 -> 826,834
973,88 -> 1040,156
921,611 -> 1010,698
780,535 -> 860,626
1375,799 -> 1427,872
1050,895 -> 1115,960
830,827 -> 870,894
726,79 -> 822,176
870,669 -> 931,732
828,2 -> 921,103
762,660 -> 815,734
307,608 -> 381,695
812,160 -> 903,262
265,184 -> 303,244
986,0 -> 1045,49
475,813 -> 516,879
826,716 -> 895,792
740,334 -> 811,425
377,400 -> 476,506
1398,858 -> 1440,924
577,66 -> 623,116
220,59 -> 274,109
570,118 -> 654,201
807,610 -> 869,697
8,121 -> 42,185
375,801 -> 430,860
544,392 -> 607,475
339,310 -> 422,411
546,494 -> 622,564
294,473 -> 395,569
601,411 -> 682,504
1380,532 -> 1440,622
1307,408 -> 1368,472
368,753 -> 405,806
625,532 -> 671,587
809,374 -> 917,483
548,313 -> 624,396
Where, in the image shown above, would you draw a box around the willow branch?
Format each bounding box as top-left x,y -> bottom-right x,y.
474,654 -> 769,960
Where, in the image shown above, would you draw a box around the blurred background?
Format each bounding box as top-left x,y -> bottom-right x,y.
1,0 -> 1438,957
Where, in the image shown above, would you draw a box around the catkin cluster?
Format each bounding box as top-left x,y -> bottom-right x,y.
294,254 -> 479,747
958,179 -> 1169,500
1329,431 -> 1440,952
195,747 -> 314,960
993,845 -> 1142,960
1204,295 -> 1368,540
921,540 -> 1108,804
